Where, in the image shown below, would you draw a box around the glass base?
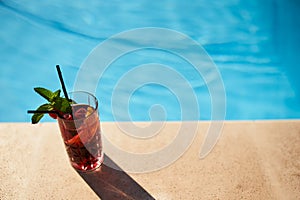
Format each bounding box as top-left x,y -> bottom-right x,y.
71,153 -> 104,172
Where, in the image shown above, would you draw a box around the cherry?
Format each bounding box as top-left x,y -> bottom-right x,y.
49,113 -> 57,119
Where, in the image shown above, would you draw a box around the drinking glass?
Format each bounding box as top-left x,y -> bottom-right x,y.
57,91 -> 104,171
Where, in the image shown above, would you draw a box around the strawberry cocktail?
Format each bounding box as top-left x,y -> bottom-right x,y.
57,93 -> 103,171
28,65 -> 104,171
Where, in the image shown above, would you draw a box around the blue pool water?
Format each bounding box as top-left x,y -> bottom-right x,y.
0,0 -> 299,122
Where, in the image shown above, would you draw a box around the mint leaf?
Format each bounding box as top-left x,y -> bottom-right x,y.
34,87 -> 54,102
37,103 -> 53,111
50,89 -> 61,102
52,97 -> 72,114
32,113 -> 44,124
60,98 -> 72,113
31,103 -> 53,124
53,89 -> 61,98
30,87 -> 73,124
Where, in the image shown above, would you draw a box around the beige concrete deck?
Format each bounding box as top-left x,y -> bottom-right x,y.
0,121 -> 299,199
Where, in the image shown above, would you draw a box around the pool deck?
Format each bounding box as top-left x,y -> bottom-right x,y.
1,121 -> 299,199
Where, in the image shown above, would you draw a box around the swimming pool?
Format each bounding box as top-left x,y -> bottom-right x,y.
1,0 -> 299,122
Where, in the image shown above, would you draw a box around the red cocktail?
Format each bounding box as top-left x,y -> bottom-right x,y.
28,66 -> 104,171
57,92 -> 104,171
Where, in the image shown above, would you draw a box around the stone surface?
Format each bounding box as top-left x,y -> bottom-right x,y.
0,121 -> 299,199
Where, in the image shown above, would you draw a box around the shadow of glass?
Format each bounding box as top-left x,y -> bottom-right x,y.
77,154 -> 155,200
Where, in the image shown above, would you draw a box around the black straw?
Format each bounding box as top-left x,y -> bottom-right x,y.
56,65 -> 70,101
27,110 -> 64,118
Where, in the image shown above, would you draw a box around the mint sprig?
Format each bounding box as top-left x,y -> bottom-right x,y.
31,87 -> 72,124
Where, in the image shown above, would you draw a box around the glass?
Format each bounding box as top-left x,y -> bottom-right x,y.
57,91 -> 104,171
